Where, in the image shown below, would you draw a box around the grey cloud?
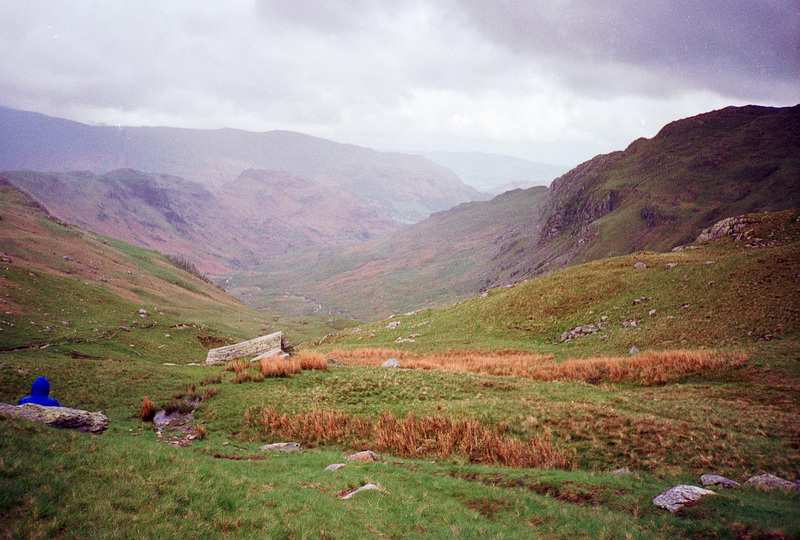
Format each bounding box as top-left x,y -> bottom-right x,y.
441,0 -> 799,101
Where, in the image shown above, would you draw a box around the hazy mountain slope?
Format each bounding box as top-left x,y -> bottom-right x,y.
227,187 -> 549,320
421,151 -> 567,194
1,168 -> 399,274
0,179 -> 271,351
225,105 -> 800,321
0,107 -> 480,222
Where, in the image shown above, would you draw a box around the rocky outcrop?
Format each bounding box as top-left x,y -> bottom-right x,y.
205,331 -> 289,365
744,474 -> 800,491
695,215 -> 759,243
700,474 -> 740,488
0,402 -> 109,434
346,450 -> 381,462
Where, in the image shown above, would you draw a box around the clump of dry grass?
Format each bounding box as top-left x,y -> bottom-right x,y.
527,349 -> 748,385
225,359 -> 249,374
247,407 -> 573,469
200,372 -> 223,385
326,347 -> 747,386
201,387 -> 219,399
194,424 -> 207,440
140,396 -> 156,421
297,350 -> 328,371
259,356 -> 301,378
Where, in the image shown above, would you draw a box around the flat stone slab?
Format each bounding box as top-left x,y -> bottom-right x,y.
744,474 -> 800,491
700,474 -> 740,488
339,483 -> 381,500
260,442 -> 301,452
653,485 -> 715,513
205,331 -> 288,365
325,463 -> 347,471
346,450 -> 381,462
0,402 -> 108,434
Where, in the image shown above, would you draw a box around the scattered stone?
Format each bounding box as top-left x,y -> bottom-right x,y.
652,485 -> 715,513
700,474 -> 740,488
680,303 -> 691,309
629,346 -> 639,354
665,263 -> 678,269
61,320 -> 70,327
163,363 -> 177,366
558,323 -> 601,343
260,442 -> 301,452
381,357 -> 400,368
611,468 -> 633,475
339,483 -> 382,500
325,463 -> 347,471
395,337 -> 415,343
481,291 -> 489,298
705,260 -> 716,265
648,309 -> 657,316
138,309 -> 148,318
346,450 -> 381,462
0,402 -> 109,434
744,474 -> 800,491
386,321 -> 401,329
633,262 -> 647,269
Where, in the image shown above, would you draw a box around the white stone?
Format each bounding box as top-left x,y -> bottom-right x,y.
653,485 -> 714,513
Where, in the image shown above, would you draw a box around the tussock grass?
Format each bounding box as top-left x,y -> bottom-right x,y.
224,359 -> 249,374
329,348 -> 554,377
140,396 -> 156,421
297,350 -> 328,371
328,347 -> 746,385
527,349 -> 749,385
259,356 -> 301,378
247,407 -> 573,469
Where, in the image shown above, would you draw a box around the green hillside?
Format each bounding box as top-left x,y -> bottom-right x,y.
2,174 -> 799,537
321,209 -> 800,355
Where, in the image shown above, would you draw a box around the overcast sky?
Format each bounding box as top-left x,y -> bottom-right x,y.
1,1 -> 798,166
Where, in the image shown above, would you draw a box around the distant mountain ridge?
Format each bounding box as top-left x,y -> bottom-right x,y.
0,107 -> 480,223
0,168 -> 400,274
420,151 -> 567,194
228,104 -> 800,320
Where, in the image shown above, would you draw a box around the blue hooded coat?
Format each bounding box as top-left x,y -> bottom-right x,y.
19,376 -> 61,407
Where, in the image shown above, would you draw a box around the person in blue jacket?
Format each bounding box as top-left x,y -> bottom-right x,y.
19,376 -> 61,407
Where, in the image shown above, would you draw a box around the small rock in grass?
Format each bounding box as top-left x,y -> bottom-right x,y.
653,485 -> 715,513
611,468 -> 633,475
260,442 -> 301,452
381,357 -> 400,368
665,263 -> 678,269
700,474 -> 740,488
634,262 -> 647,269
744,474 -> 800,491
347,450 -> 381,462
340,483 -> 381,500
629,346 -> 639,355
325,463 -> 347,471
